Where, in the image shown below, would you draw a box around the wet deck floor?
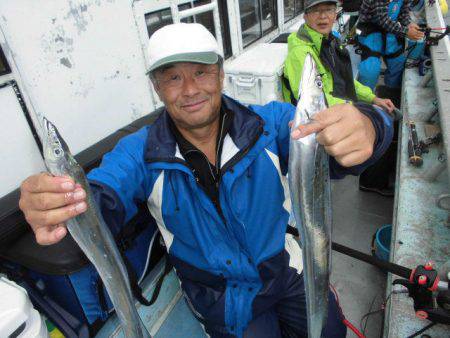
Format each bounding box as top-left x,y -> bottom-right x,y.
331,176 -> 393,338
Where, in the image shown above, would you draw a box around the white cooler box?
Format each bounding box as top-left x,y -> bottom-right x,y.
224,43 -> 288,106
0,277 -> 49,338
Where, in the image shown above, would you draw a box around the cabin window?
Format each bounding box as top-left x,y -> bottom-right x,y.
182,0 -> 232,58
0,46 -> 11,76
145,5 -> 192,37
145,8 -> 173,37
145,1 -> 232,59
239,0 -> 277,47
284,0 -> 304,23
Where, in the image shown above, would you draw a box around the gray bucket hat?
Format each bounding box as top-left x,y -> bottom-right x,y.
304,0 -> 338,11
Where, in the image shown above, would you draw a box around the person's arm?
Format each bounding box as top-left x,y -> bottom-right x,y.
19,127 -> 153,244
354,80 -> 395,114
372,0 -> 409,37
398,0 -> 412,28
354,79 -> 376,103
87,127 -> 153,235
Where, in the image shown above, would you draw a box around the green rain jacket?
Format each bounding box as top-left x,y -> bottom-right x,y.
283,24 -> 375,106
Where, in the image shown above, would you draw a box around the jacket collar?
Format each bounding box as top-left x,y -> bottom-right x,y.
144,95 -> 264,164
167,105 -> 233,157
297,23 -> 329,53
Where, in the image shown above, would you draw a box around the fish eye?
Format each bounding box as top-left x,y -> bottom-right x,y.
53,148 -> 62,156
315,79 -> 323,89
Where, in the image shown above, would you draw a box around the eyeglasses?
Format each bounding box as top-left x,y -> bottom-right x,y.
154,65 -> 220,90
306,7 -> 336,16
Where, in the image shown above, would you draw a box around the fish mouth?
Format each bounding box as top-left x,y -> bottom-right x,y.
40,115 -> 52,137
40,115 -> 64,151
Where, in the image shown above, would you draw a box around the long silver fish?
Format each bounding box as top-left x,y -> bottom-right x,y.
40,117 -> 150,338
288,53 -> 332,338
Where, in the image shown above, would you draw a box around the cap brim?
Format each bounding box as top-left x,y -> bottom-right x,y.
147,51 -> 219,74
305,0 -> 338,11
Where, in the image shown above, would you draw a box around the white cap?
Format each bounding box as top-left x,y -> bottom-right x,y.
147,23 -> 223,73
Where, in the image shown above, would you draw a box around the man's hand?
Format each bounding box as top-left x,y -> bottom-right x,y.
19,173 -> 87,245
407,23 -> 425,41
372,97 -> 395,114
291,103 -> 376,167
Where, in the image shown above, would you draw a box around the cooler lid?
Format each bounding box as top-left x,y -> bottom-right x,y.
225,43 -> 288,77
0,277 -> 29,336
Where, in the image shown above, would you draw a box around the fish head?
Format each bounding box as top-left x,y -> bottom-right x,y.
40,116 -> 73,175
294,53 -> 327,126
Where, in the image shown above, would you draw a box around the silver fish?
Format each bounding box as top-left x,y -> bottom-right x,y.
40,117 -> 150,338
288,54 -> 331,338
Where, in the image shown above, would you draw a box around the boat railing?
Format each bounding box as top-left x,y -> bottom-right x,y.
425,0 -> 450,182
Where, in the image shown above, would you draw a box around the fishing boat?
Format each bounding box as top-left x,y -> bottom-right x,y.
0,1 -> 449,337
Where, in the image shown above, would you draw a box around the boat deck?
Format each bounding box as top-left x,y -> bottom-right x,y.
332,176 -> 393,338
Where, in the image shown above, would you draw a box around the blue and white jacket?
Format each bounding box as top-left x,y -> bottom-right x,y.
87,95 -> 393,336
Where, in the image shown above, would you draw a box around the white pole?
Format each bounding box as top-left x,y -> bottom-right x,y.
170,0 -> 224,57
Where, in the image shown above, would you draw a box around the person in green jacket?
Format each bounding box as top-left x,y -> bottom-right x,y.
283,0 -> 395,113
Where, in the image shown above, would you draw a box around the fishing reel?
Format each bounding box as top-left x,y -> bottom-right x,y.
393,263 -> 450,325
419,25 -> 450,46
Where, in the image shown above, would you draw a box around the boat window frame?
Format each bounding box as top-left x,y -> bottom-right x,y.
239,0 -> 279,48
217,0 -> 232,59
0,45 -> 11,77
144,0 -> 232,59
284,0 -> 304,24
144,8 -> 174,38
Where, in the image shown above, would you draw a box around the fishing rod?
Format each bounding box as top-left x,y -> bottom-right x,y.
287,226 -> 450,324
332,241 -> 450,325
331,242 -> 448,290
419,25 -> 450,46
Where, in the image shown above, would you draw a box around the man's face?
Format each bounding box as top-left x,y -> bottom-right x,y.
152,62 -> 224,131
304,3 -> 337,36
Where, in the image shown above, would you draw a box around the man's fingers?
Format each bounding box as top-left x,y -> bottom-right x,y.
291,104 -> 348,139
335,149 -> 372,167
25,202 -> 87,228
35,225 -> 67,245
28,188 -> 86,211
381,102 -> 393,113
413,31 -> 424,40
21,173 -> 76,194
323,134 -> 361,157
382,99 -> 392,107
316,120 -> 355,146
387,103 -> 395,113
291,120 -> 324,139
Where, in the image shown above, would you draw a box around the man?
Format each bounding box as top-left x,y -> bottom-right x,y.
356,0 -> 424,196
19,23 -> 393,337
283,0 -> 395,113
357,0 -> 424,90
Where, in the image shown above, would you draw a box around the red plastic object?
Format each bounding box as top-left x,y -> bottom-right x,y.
418,275 -> 427,285
416,310 -> 428,319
